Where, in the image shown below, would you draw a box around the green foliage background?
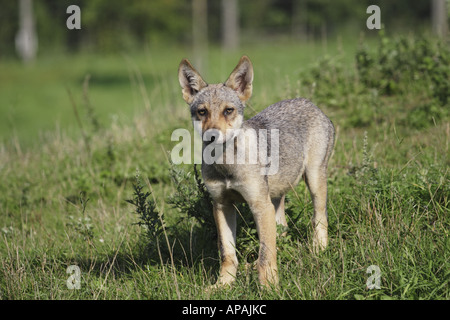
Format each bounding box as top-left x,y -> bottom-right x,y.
0,0 -> 434,55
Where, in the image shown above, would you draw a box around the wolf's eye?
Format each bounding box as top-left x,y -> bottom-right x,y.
197,109 -> 207,116
224,107 -> 234,116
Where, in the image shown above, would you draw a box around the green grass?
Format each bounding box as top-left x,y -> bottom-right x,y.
0,35 -> 449,300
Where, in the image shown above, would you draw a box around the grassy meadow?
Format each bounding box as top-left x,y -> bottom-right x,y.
0,35 -> 449,300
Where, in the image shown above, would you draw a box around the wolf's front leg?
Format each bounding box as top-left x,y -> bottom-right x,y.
213,201 -> 238,286
248,195 -> 278,287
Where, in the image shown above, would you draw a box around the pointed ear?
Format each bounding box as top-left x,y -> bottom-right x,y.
178,59 -> 208,104
225,55 -> 253,102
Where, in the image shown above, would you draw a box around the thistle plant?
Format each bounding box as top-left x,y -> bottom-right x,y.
127,170 -> 164,241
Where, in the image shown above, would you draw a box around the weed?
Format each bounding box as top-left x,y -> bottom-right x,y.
126,170 -> 164,242
67,216 -> 94,241
65,192 -> 95,242
167,164 -> 215,234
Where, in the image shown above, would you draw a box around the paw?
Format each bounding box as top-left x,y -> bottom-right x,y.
257,263 -> 279,288
312,228 -> 328,253
206,277 -> 234,293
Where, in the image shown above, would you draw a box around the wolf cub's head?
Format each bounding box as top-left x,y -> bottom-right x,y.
178,56 -> 253,144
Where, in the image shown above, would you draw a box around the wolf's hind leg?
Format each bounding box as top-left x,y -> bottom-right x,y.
305,166 -> 329,252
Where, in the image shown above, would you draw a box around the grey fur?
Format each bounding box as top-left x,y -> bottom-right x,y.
245,98 -> 335,198
178,56 -> 335,287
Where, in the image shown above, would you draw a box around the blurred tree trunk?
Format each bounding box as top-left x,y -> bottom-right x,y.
431,0 -> 448,38
221,0 -> 239,51
292,0 -> 307,41
192,0 -> 208,74
15,0 -> 38,63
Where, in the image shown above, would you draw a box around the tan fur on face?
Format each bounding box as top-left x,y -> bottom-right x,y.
200,103 -> 242,140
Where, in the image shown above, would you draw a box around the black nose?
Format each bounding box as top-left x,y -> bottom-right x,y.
203,134 -> 215,145
203,129 -> 220,145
